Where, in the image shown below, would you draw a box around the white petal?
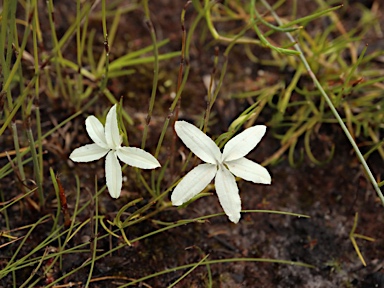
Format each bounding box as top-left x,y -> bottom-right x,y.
171,163 -> 217,206
175,121 -> 221,164
105,151 -> 122,198
69,144 -> 109,162
85,116 -> 108,149
105,104 -> 121,149
222,125 -> 266,162
226,157 -> 271,184
215,165 -> 241,223
116,147 -> 160,169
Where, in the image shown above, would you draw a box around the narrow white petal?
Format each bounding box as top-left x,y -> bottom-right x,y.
215,165 -> 241,223
171,163 -> 217,206
105,151 -> 122,198
226,157 -> 271,184
117,147 -> 160,169
69,144 -> 109,162
85,116 -> 108,149
105,104 -> 121,149
175,121 -> 221,164
222,125 -> 266,162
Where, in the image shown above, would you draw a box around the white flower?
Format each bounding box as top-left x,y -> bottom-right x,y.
69,104 -> 160,198
172,121 -> 271,223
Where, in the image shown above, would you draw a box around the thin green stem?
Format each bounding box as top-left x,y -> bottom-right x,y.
11,122 -> 26,186
25,125 -> 44,206
250,0 -> 299,55
99,0 -> 110,95
260,0 -> 384,205
32,0 -> 44,196
85,178 -> 99,286
141,0 -> 160,150
201,0 -> 261,45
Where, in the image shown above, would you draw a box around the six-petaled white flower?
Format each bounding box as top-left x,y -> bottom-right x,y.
171,121 -> 271,223
69,104 -> 160,198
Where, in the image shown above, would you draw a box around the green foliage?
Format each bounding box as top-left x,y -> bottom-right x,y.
0,0 -> 382,286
